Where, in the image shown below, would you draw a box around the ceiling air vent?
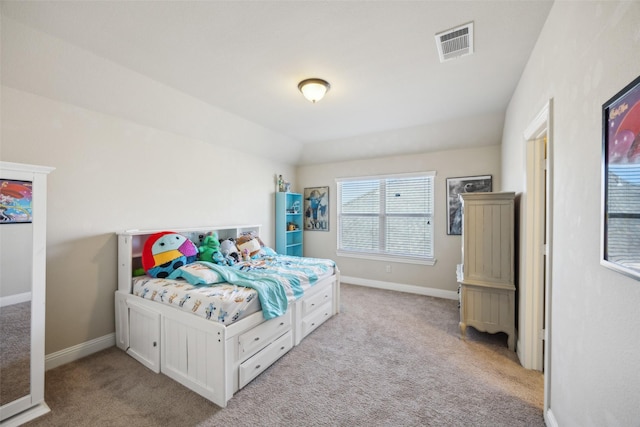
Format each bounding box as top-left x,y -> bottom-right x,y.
435,22 -> 474,62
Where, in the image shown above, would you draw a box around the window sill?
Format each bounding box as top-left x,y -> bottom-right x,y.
336,250 -> 436,266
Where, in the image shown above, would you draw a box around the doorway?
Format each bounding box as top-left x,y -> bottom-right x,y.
524,135 -> 546,370
522,100 -> 553,415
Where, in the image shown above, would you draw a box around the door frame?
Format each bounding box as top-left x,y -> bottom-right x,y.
522,99 -> 553,416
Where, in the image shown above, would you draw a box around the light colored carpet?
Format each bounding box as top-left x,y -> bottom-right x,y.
0,301 -> 31,406
24,284 -> 543,426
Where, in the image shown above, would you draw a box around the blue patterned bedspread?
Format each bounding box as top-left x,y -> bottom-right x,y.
200,255 -> 335,319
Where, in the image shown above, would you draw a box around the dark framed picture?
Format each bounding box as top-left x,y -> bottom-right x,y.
446,175 -> 492,235
0,179 -> 34,224
304,186 -> 329,231
601,75 -> 640,280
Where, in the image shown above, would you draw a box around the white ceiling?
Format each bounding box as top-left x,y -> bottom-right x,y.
1,1 -> 553,148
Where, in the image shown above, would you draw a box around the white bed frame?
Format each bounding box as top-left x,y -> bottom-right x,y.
114,225 -> 340,407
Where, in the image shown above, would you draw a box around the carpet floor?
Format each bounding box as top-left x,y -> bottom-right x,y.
0,301 -> 31,406
24,284 -> 543,426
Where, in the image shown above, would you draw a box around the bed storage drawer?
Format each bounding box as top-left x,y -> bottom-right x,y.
238,310 -> 292,359
301,301 -> 332,339
302,285 -> 333,318
127,301 -> 161,373
239,330 -> 293,388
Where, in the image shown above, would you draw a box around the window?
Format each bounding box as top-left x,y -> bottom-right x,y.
336,172 -> 435,265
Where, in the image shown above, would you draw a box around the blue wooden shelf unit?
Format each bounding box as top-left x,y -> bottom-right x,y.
275,192 -> 303,256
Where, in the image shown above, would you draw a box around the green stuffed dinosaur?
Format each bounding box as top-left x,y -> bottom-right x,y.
198,233 -> 225,265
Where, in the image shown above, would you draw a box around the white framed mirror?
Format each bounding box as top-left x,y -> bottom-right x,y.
0,223 -> 33,407
0,162 -> 54,426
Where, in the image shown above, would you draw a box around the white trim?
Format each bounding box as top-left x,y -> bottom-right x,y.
545,408 -> 559,427
45,333 -> 115,371
0,403 -> 50,427
336,170 -> 436,182
544,101 -> 554,421
0,292 -> 31,307
0,161 -> 55,175
336,251 -> 436,266
341,275 -> 457,300
120,224 -> 262,236
523,102 -> 550,140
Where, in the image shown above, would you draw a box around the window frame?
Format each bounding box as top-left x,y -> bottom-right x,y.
336,171 -> 436,266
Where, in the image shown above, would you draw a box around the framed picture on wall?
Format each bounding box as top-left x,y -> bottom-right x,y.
0,179 -> 33,224
446,175 -> 492,235
601,74 -> 640,280
303,186 -> 329,231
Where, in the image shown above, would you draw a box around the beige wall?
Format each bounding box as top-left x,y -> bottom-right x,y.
502,2 -> 640,425
2,86 -> 295,355
297,145 -> 501,294
1,17 -> 298,354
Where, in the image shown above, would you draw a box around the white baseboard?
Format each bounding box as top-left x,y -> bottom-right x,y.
341,275 -> 458,300
517,337 -> 523,365
545,408 -> 558,427
0,402 -> 50,427
0,292 -> 31,307
45,333 -> 115,371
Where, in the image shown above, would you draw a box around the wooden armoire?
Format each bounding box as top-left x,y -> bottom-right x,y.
457,192 -> 516,351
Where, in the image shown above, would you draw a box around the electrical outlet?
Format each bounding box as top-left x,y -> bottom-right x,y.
385,265 -> 392,273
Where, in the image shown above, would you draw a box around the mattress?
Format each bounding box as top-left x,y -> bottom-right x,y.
131,254 -> 336,325
132,276 -> 261,325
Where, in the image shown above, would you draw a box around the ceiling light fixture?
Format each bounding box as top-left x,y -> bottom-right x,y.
298,78 -> 330,103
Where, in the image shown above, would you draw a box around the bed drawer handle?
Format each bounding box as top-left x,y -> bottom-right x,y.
255,364 -> 261,370
254,337 -> 260,341
279,322 -> 284,326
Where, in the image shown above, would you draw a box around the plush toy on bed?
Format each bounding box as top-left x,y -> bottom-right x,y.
198,233 -> 226,265
219,238 -> 239,265
236,231 -> 265,259
142,231 -> 198,278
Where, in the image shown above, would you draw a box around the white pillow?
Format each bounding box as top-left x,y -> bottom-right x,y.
168,262 -> 225,285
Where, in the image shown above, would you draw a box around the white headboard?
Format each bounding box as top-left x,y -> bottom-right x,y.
116,224 -> 261,293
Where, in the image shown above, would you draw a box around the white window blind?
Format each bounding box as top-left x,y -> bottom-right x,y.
336,172 -> 435,263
